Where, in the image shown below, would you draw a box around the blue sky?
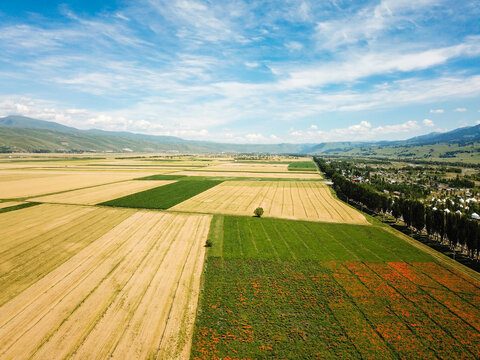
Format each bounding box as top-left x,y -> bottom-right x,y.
0,0 -> 480,143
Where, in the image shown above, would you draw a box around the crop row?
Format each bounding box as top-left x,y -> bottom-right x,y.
191,258 -> 480,359
221,216 -> 433,262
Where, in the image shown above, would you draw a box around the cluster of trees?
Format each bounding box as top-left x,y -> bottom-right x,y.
445,175 -> 475,189
370,177 -> 428,199
315,158 -> 391,212
314,157 -> 480,260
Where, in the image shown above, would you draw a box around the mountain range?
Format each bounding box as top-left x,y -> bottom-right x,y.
1,115 -> 480,158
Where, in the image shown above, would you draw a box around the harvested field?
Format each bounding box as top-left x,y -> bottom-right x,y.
0,204 -> 211,359
204,162 -> 290,173
170,170 -> 322,179
31,180 -> 175,205
0,202 -> 38,214
0,201 -> 24,209
192,216 -> 480,359
172,181 -> 368,224
0,170 -> 158,199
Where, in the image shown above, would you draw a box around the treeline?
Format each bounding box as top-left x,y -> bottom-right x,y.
314,157 -> 479,260
322,154 -> 480,168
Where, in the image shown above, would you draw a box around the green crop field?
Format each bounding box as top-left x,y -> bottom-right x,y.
100,179 -> 222,209
191,216 -> 480,359
288,161 -> 317,171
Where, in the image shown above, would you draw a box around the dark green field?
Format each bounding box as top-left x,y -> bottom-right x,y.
191,216 -> 480,359
288,161 -> 317,171
100,179 -> 222,209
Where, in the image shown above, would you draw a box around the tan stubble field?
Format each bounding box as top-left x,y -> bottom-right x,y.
0,204 -> 211,359
172,181 -> 368,224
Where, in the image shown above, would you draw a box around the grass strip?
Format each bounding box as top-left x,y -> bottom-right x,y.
0,202 -> 40,214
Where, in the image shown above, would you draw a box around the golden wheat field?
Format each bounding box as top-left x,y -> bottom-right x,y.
170,170 -> 322,179
31,180 -> 175,205
0,170 -> 159,199
0,203 -> 211,360
203,162 -> 291,173
172,181 -> 368,224
0,201 -> 24,209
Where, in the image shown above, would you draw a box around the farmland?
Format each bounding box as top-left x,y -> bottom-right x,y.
203,162 -> 291,173
169,170 -> 322,179
0,170 -> 160,199
31,180 -> 175,205
191,216 -> 480,359
0,203 -> 211,359
288,160 -> 317,171
172,181 -> 368,224
0,201 -> 24,209
0,153 -> 478,359
101,179 -> 223,209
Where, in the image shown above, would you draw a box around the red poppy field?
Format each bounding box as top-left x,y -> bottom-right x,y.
191,216 -> 480,359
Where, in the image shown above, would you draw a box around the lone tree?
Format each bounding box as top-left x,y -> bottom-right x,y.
254,207 -> 264,217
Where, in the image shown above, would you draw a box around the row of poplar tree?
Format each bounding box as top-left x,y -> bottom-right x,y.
314,157 -> 479,260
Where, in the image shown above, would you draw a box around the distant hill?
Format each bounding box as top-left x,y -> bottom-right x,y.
1,115 -> 480,159
0,115 -> 77,132
406,124 -> 480,145
0,115 -> 305,153
315,125 -> 480,164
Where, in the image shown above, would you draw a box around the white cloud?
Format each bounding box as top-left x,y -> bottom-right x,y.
245,61 -> 260,68
315,0 -> 439,50
147,0 -> 247,43
430,109 -> 444,113
454,107 -> 467,112
423,118 -> 434,127
285,41 -> 303,52
289,120 -> 420,142
276,38 -> 480,91
310,125 -> 318,130
245,133 -> 266,141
